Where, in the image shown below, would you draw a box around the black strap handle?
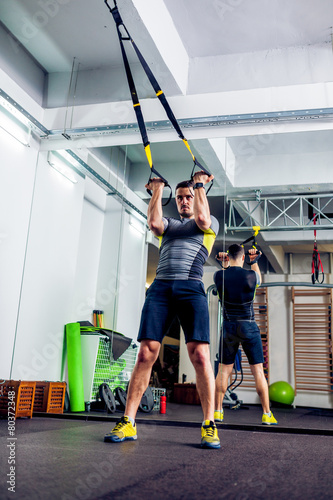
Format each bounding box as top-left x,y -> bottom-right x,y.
190,160 -> 214,195
146,167 -> 172,206
245,249 -> 261,266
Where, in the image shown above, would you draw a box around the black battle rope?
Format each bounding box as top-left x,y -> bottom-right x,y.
105,0 -> 213,203
241,226 -> 261,266
311,214 -> 324,284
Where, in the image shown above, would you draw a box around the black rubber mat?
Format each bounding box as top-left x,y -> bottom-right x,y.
1,417 -> 333,500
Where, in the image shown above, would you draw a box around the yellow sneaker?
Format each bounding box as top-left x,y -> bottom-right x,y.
201,420 -> 220,449
104,416 -> 137,442
214,409 -> 224,422
262,412 -> 278,425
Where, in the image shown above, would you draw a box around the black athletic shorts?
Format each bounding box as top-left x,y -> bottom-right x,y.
137,279 -> 210,344
218,319 -> 264,365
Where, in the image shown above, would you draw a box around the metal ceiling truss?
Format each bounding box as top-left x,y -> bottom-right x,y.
227,193 -> 333,232
46,107 -> 333,140
2,87 -> 333,140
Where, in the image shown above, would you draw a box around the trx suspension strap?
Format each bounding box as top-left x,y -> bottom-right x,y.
311,214 -> 324,284
241,226 -> 261,266
105,0 -> 213,203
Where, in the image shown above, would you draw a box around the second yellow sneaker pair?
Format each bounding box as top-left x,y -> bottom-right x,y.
214,409 -> 224,422
262,411 -> 278,425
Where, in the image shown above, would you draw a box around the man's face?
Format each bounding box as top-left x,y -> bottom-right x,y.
175,187 -> 194,218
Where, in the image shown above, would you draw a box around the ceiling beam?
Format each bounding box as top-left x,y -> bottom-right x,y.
131,0 -> 189,95
260,244 -> 285,274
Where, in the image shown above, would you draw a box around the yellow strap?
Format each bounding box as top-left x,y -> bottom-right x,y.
156,90 -> 163,97
144,144 -> 153,168
252,225 -> 260,237
182,139 -> 196,162
133,103 -> 140,108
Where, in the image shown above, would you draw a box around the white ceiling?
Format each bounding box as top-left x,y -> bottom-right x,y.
0,0 -> 333,271
1,0 -> 333,98
165,0 -> 333,57
2,0 -> 333,73
0,0 -> 131,71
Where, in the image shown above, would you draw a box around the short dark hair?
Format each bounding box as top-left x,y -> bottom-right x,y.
175,179 -> 194,191
228,244 -> 244,260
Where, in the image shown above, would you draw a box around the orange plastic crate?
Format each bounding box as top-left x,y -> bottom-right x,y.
0,381 -> 36,419
33,382 -> 66,414
33,382 -> 48,412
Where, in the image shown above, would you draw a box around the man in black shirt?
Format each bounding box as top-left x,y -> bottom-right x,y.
214,244 -> 277,425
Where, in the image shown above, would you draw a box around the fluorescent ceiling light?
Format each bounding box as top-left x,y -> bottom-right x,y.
129,214 -> 146,235
0,105 -> 31,146
47,151 -> 80,184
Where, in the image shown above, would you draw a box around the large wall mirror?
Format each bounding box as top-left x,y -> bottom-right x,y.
1,0 -> 332,429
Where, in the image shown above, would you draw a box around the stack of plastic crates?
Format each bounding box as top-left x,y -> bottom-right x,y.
33,382 -> 66,414
90,336 -> 138,402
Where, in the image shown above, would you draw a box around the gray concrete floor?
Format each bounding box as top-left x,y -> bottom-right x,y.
1,404 -> 333,500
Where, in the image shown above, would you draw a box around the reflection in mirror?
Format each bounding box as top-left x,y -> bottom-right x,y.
2,120 -> 332,429
143,137 -> 333,430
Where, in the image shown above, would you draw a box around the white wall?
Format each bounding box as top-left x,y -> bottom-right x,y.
95,195 -> 148,340
70,178 -> 106,323
0,130 -> 39,378
95,195 -> 124,332
115,210 -> 148,339
11,151 -> 85,381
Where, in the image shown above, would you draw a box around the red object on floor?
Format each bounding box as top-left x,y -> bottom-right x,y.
160,394 -> 166,414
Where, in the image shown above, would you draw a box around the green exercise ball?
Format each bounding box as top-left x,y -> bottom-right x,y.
269,381 -> 295,405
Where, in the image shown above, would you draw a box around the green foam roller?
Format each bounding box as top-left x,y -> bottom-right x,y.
66,322 -> 85,411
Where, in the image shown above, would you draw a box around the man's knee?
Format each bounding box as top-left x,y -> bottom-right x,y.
189,343 -> 210,368
137,341 -> 160,365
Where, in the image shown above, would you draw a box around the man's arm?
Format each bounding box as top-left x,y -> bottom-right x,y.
192,171 -> 214,231
145,178 -> 166,236
248,249 -> 262,285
